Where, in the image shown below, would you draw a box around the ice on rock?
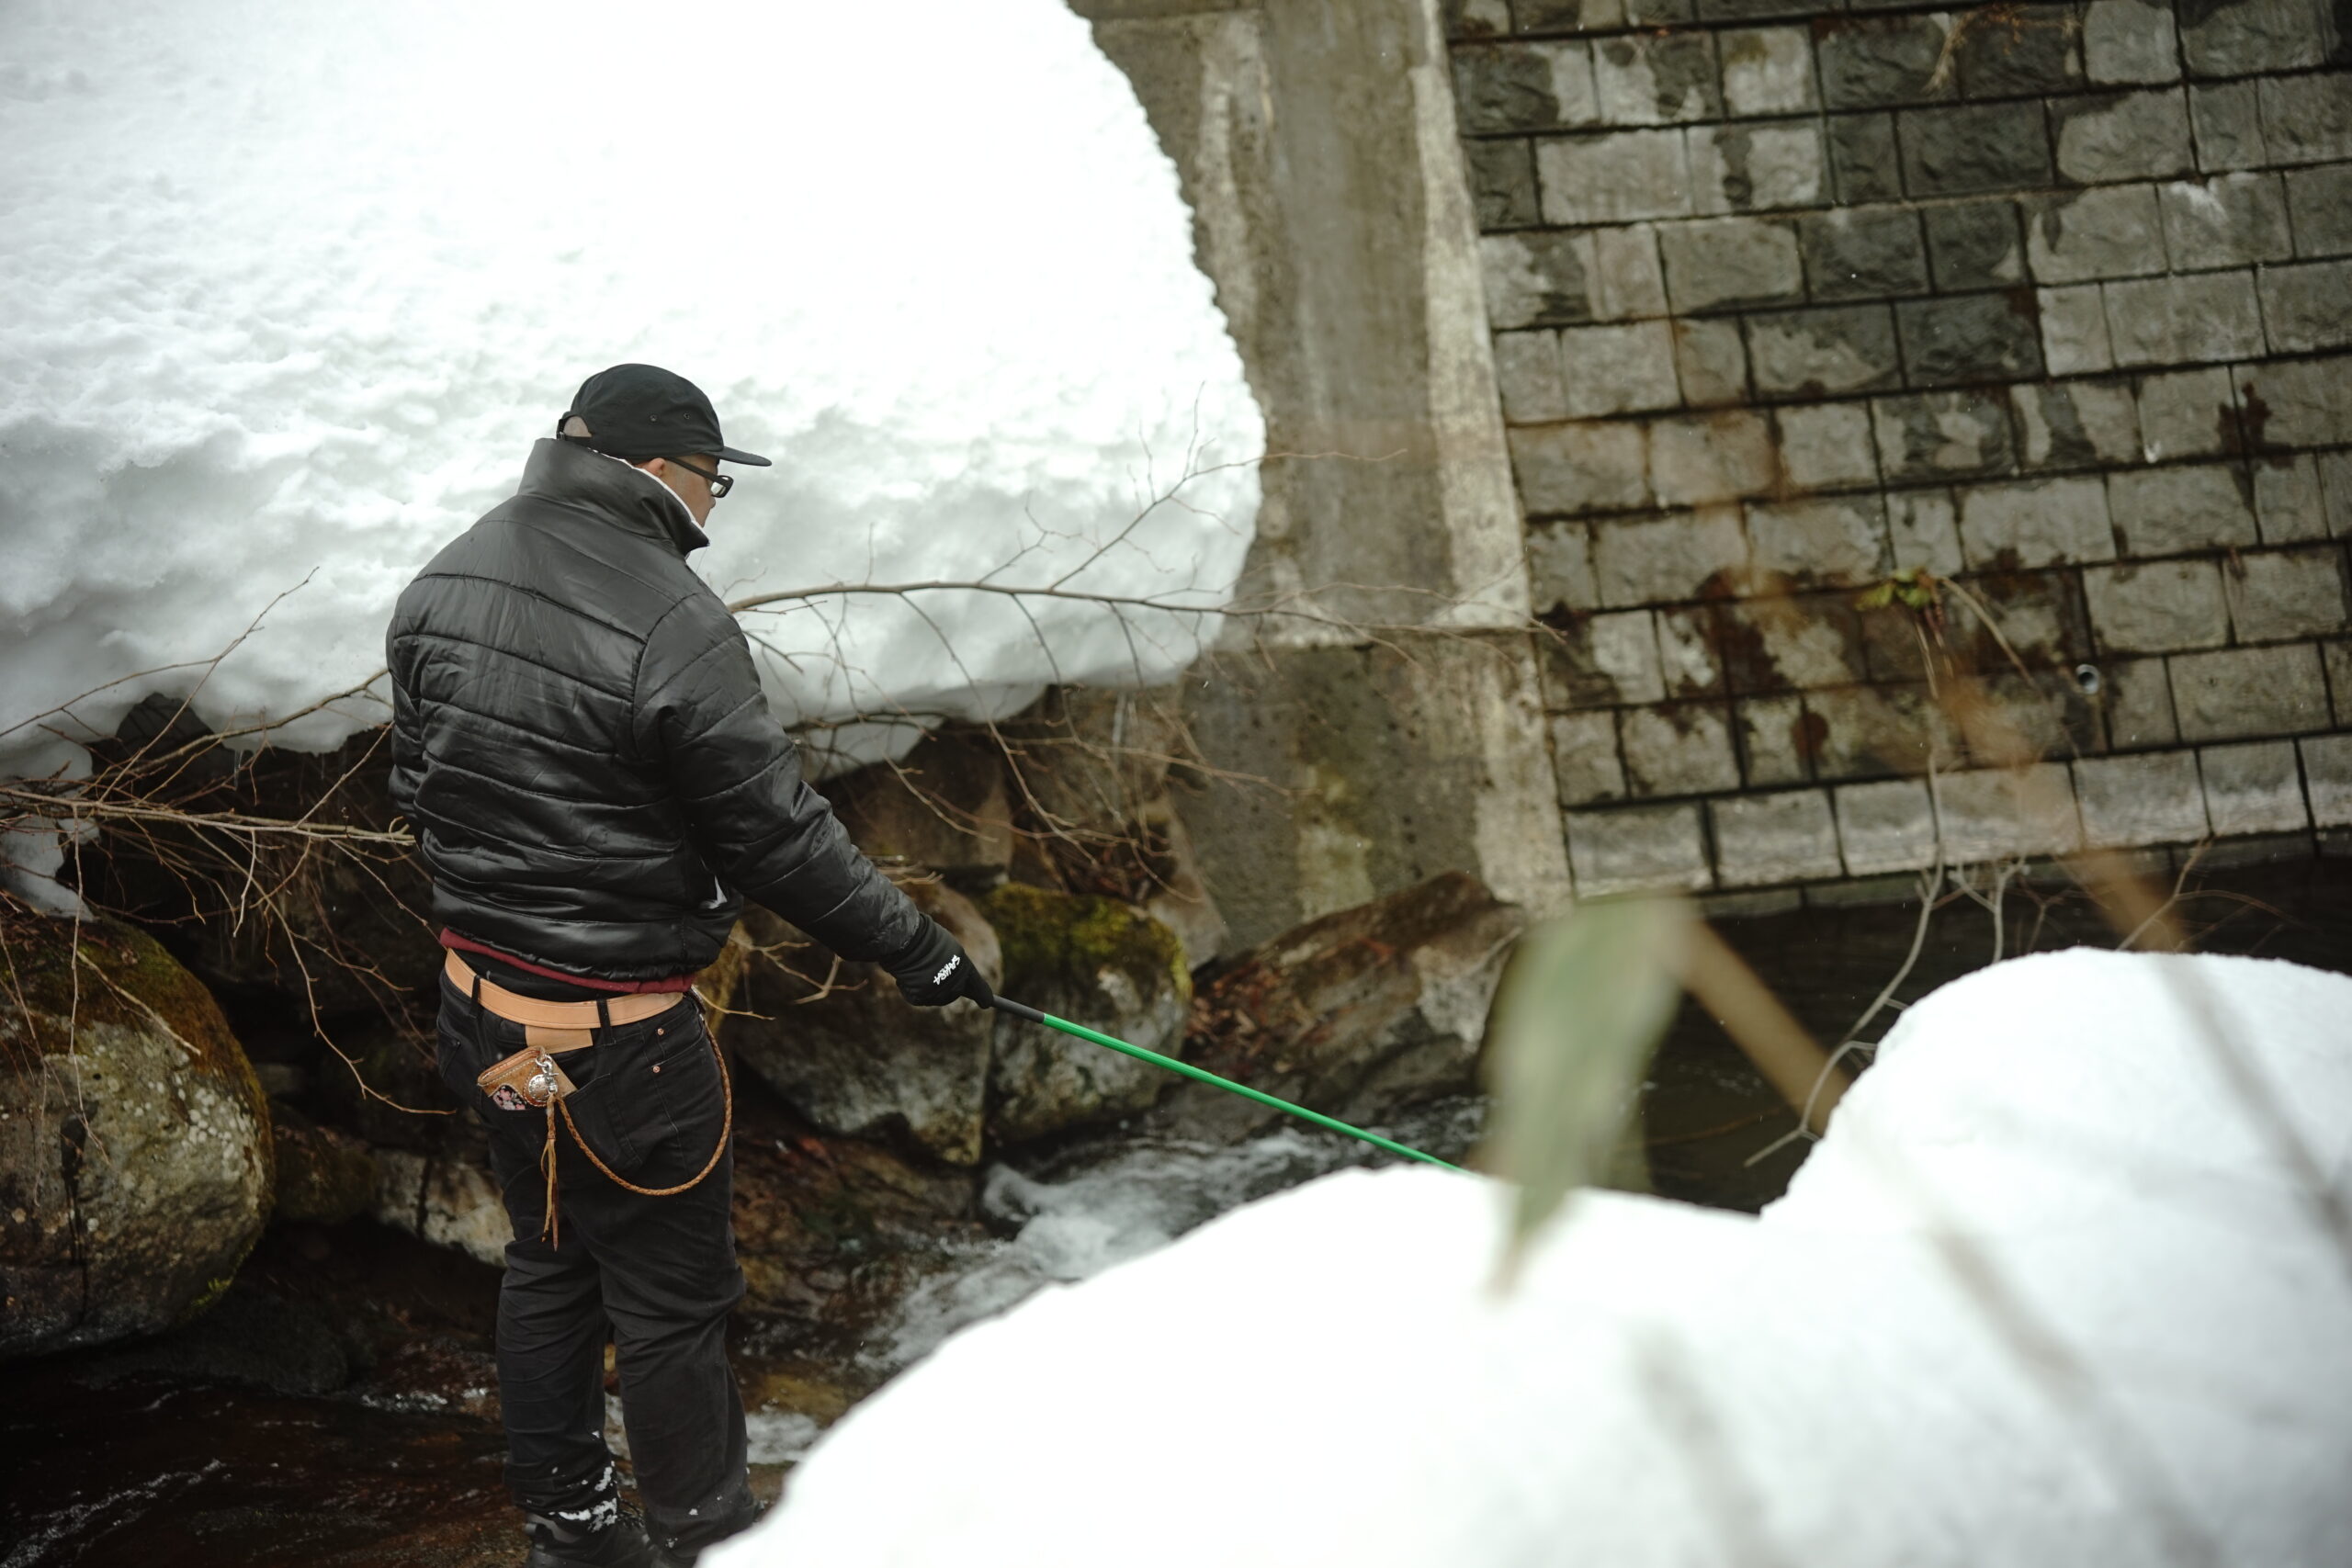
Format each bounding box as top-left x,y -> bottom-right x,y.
0,0 -> 1261,779
713,951 -> 2352,1568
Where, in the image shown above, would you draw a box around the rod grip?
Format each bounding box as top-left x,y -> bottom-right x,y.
990,994 -> 1048,1025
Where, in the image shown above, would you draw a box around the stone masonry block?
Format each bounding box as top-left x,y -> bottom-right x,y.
1955,3 -> 2081,97
2261,260 -> 2352,354
1805,682 -> 1955,778
1481,232 -> 1596,328
2073,751 -> 2209,847
1650,412 -> 1777,506
2199,739 -> 2311,834
2257,74 -> 2352,166
1543,609 -> 1665,705
1890,491 -> 1965,574
1446,0 -> 1513,37
2013,379 -> 2141,470
1720,27 -> 1816,116
1495,331 -> 1569,423
1658,218 -> 1804,313
1828,114 -> 1905,204
1538,131 -> 1692,223
2170,642 -> 2330,739
1746,306 -> 1904,398
2104,657 -> 2179,747
2188,80 -> 2268,171
2181,0 -> 2335,77
1559,321 -> 1683,417
2330,638 -> 2352,724
1690,123 -> 1827,213
1453,41 -> 1600,133
1693,0 -> 1810,19
2054,90 -> 2196,185
2024,185 -> 2166,285
1818,15 -> 1955,110
1621,702 -> 1742,794
1714,594 -> 1870,689
2158,175 -> 2293,270
1737,694 -> 1813,784
2240,356 -> 2352,448
1591,32 -> 1723,125
1935,763 -> 2084,861
1925,200 -> 2025,290
1593,507 -> 1750,604
2285,165 -> 2352,257
1672,318 -> 1750,405
1747,496 -> 1894,587
2307,734 -> 2352,827
2108,462 -> 2257,555
2255,456 -> 2328,544
1958,476 -> 2116,567
1565,801 -> 1713,894
1591,225 -> 1671,318
1548,710 -> 1627,806
2327,452 -> 2352,535
1776,401 -> 1881,490
2135,367 -> 2234,462
1802,208 -> 1929,299
2226,547 -> 2351,641
1657,604 -> 1724,696
1874,390 -> 2018,481
1514,0 -> 1633,28
1468,141 -> 1544,230
1712,789 -> 1844,886
2039,285 -> 2115,374
2083,558 -> 2232,654
1900,103 -> 2055,197
2104,272 -> 2267,366
1897,291 -> 2045,387
1511,421 -> 1651,515
2085,0 -> 2181,85
1528,520 -> 1599,613
1836,778 -> 1939,874
1958,569 -> 2097,668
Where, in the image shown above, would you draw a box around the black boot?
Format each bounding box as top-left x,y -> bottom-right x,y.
523,1511 -> 662,1567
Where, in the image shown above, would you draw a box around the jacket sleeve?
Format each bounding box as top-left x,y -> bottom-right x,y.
632,596 -> 926,963
385,610 -> 425,829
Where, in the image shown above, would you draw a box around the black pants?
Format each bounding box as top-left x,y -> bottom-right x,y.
435,976 -> 751,1551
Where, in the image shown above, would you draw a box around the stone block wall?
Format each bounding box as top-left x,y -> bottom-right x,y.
1449,0 -> 2352,902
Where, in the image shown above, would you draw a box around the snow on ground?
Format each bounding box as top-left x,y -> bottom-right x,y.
0,0 -> 1259,784
714,951 -> 2352,1568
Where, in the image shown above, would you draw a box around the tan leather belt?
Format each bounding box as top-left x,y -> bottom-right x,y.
444,951 -> 690,1052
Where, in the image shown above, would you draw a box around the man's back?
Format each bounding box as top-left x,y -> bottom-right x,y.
387,434 -> 920,983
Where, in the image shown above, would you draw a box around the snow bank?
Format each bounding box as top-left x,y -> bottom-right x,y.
0,0 -> 1259,778
717,951 -> 2352,1568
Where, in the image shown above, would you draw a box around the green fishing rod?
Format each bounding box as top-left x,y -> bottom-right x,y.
988,995 -> 1462,1172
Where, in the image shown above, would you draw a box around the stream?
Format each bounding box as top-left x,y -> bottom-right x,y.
6,855 -> 2346,1566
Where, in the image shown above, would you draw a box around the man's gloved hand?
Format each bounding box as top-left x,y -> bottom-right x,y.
882,917 -> 994,1009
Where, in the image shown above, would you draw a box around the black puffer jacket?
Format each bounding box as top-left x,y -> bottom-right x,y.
386,437 -> 923,981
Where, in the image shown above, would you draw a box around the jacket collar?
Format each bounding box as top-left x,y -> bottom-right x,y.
515,437 -> 710,557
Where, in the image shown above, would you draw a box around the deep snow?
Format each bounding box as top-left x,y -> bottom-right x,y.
0,0 -> 1260,784
713,950 -> 2352,1567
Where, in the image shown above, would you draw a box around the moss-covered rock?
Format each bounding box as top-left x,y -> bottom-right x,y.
980,884 -> 1191,1145
0,912 -> 274,1358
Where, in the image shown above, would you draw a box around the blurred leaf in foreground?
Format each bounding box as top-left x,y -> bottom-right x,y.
1483,897 -> 1692,1289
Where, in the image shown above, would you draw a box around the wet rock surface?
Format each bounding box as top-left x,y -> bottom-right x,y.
0,915 -> 276,1359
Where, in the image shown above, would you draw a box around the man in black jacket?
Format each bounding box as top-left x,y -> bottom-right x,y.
388,364 -> 990,1567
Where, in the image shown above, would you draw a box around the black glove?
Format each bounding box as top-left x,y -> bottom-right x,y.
882,917 -> 994,1010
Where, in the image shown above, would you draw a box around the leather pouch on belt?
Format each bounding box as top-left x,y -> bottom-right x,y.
478,1045 -> 578,1113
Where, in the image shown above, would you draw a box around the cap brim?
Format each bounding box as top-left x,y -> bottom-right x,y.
714,445 -> 772,468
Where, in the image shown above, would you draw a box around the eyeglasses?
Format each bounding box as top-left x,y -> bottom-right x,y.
665,455 -> 732,499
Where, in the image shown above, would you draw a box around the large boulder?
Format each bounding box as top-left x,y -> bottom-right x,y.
0,912 -> 275,1358
271,1106 -> 379,1226
826,730 -> 1016,886
719,882 -> 1003,1166
1149,872 -> 1526,1144
372,1138 -> 512,1269
980,884 -> 1191,1145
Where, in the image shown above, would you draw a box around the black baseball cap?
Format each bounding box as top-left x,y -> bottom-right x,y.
557,363 -> 772,467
